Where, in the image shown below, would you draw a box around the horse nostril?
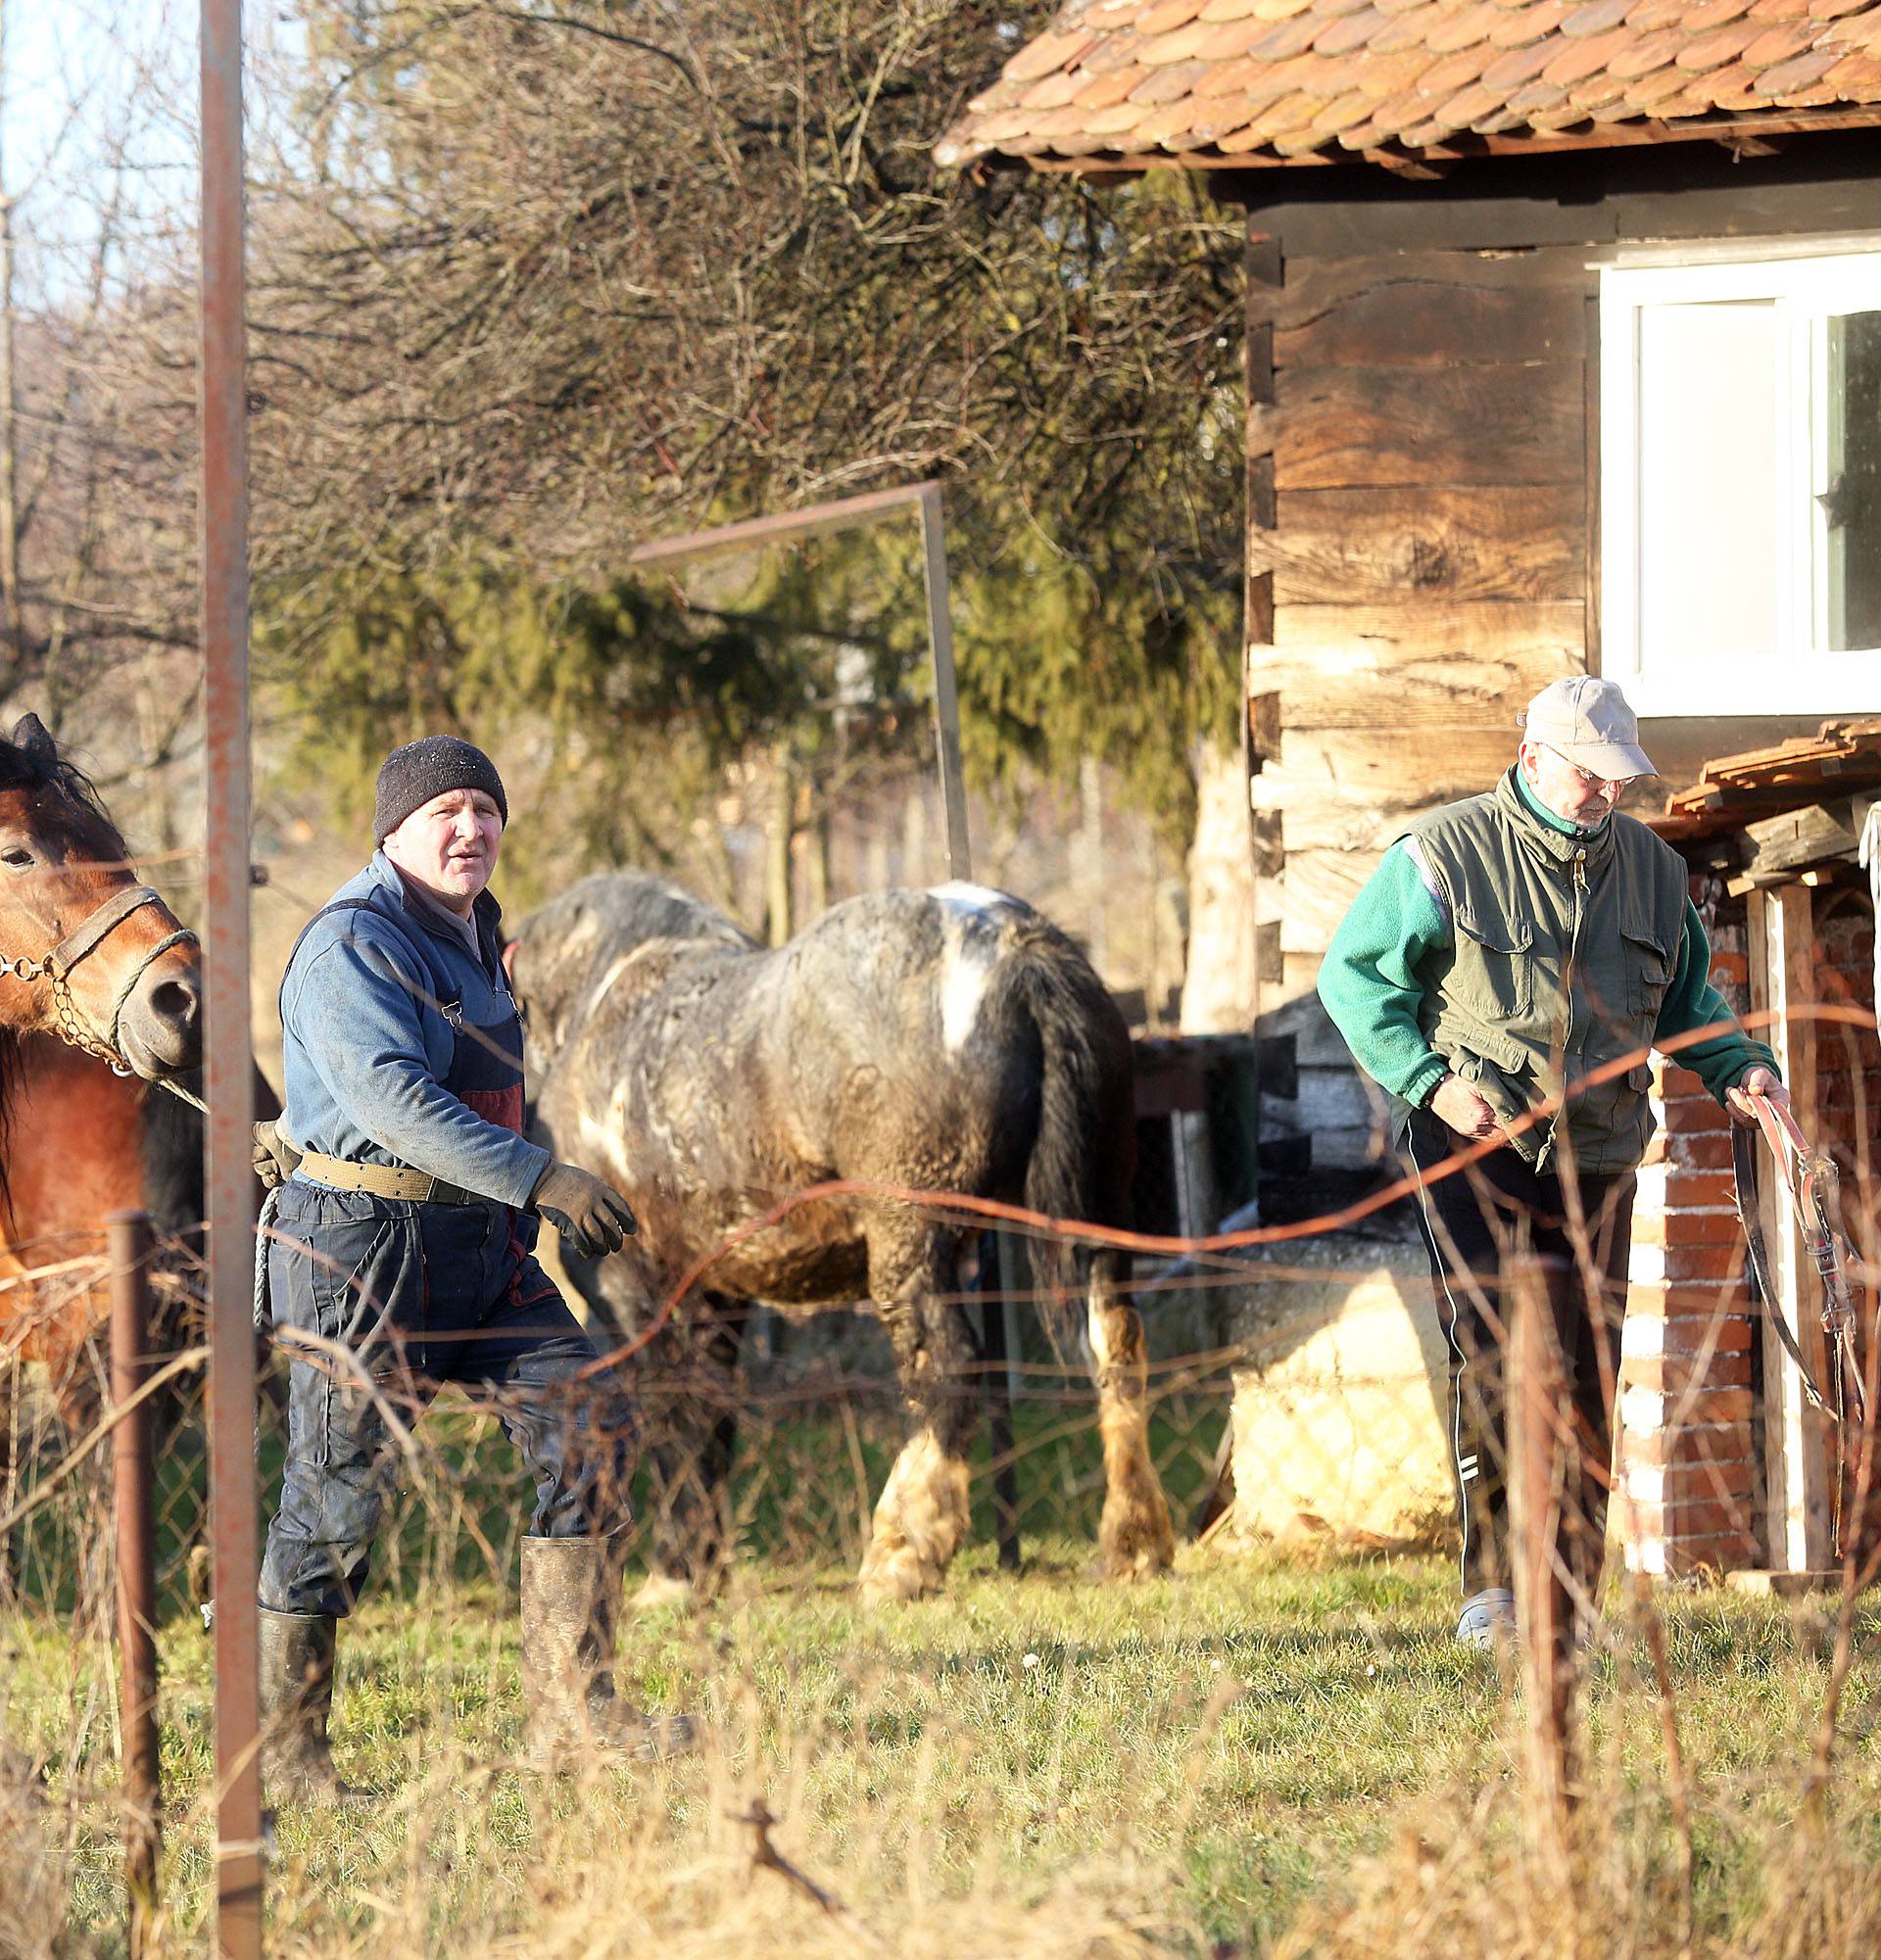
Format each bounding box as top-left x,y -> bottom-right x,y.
148,977 -> 200,1029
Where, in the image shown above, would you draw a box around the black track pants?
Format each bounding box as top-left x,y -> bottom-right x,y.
1400,1108 -> 1635,1603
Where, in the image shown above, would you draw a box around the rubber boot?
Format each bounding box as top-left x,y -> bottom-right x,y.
258,1608 -> 370,1805
519,1537 -> 698,1767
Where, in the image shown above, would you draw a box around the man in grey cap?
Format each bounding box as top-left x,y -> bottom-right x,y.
256,736 -> 692,1800
1319,677 -> 1786,1648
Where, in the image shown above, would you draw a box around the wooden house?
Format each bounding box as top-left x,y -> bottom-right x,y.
940,3 -> 1881,1578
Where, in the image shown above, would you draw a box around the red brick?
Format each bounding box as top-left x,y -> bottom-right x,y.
1624,1353 -> 1752,1394
1664,1244 -> 1746,1281
1624,1421 -> 1751,1465
1670,1133 -> 1735,1171
1657,1315 -> 1753,1355
1663,1497 -> 1760,1541
1669,1277 -> 1756,1309
1663,1208 -> 1748,1247
1667,1168 -> 1737,1208
1666,1095 -> 1730,1136
1708,951 -> 1750,987
1681,1386 -> 1754,1423
1642,1458 -> 1758,1499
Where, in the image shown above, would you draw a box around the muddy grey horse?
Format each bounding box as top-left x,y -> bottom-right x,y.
508,872 -> 1175,1605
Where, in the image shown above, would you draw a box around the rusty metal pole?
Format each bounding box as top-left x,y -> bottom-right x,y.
199,0 -> 263,1949
109,1211 -> 162,1958
916,485 -> 972,885
1508,1253 -> 1577,1886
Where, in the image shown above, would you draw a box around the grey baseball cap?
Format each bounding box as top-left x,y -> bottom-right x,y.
1520,676 -> 1655,781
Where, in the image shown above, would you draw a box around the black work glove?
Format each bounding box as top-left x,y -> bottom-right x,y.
530,1160 -> 638,1259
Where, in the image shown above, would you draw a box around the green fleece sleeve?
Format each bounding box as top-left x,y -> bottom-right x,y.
1317,841 -> 1453,1109
1652,899 -> 1778,1103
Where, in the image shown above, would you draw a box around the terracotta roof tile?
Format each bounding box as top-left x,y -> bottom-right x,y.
1568,68 -> 1633,102
1562,0 -> 1633,33
1757,43 -> 1845,80
1418,1 -> 1497,49
937,0 -> 1881,169
1683,0 -> 1758,29
1192,12 -> 1272,53
1545,24 -> 1639,76
1244,11 -> 1327,56
1004,28 -> 1103,83
1317,5 -> 1395,52
1627,55 -> 1705,96
1130,55 -> 1218,97
1418,40 -> 1498,87
1074,64 -> 1151,104
1674,20 -> 1763,65
1311,83 -> 1389,128
1824,45 -> 1881,79
1138,19 -> 1226,60
1488,0 -> 1569,44
1137,0 -> 1209,32
1625,0 -> 1694,29
1480,35 -> 1563,83
1742,18 -> 1826,58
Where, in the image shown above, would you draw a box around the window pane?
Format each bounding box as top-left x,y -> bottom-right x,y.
1825,309 -> 1881,652
1637,301 -> 1779,667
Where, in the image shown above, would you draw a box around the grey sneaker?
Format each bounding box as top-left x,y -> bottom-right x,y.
1455,1587 -> 1518,1649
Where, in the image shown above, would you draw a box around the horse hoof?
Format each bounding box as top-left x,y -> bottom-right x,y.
631,1573 -> 697,1614
857,1552 -> 944,1607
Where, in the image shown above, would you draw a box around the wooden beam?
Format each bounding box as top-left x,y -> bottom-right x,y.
1246,220 -> 1283,1056
1747,884 -> 1834,1577
1737,798 -> 1866,879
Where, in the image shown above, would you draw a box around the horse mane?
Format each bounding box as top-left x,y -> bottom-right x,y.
0,726 -> 130,1207
0,728 -> 121,839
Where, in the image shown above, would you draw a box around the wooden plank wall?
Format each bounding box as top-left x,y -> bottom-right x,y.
1248,229 -> 1593,1171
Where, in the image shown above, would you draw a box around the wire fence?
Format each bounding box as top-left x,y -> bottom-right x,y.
3,1101 -> 1880,1957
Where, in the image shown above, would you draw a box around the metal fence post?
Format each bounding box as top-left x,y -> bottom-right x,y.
1508,1253 -> 1577,1883
108,1210 -> 162,1958
200,0 -> 264,1949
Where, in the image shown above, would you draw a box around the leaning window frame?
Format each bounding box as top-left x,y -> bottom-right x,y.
1599,250 -> 1881,719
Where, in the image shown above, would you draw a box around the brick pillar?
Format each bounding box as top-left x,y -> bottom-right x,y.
1618,919 -> 1761,1578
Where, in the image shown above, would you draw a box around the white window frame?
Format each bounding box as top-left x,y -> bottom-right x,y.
1601,251 -> 1881,720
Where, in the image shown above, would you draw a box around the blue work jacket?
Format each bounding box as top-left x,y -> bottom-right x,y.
277,851 -> 551,1209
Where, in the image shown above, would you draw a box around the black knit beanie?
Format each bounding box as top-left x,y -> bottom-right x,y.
372,737 -> 508,843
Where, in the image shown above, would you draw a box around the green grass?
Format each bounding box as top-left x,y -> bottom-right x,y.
7,1408 -> 1881,1957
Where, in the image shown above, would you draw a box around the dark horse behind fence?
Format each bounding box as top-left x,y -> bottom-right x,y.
509,872 -> 1176,1605
0,714 -> 204,1435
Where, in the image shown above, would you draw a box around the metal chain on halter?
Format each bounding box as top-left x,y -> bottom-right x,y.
0,884 -> 208,1112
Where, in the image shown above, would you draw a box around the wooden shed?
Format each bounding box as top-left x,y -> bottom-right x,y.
940,2 -> 1881,1578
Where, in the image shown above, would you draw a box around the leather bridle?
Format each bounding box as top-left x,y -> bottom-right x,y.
0,882 -> 200,1086
1733,1089 -> 1870,1550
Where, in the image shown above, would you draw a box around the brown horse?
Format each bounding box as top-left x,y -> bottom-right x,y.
511,872 -> 1176,1606
0,714 -> 203,1433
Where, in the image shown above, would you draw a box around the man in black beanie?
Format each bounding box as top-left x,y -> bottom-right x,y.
256,736 -> 691,1801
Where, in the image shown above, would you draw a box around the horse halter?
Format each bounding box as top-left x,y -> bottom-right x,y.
0,883 -> 200,1078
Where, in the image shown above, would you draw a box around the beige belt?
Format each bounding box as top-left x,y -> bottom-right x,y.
295,1148 -> 487,1207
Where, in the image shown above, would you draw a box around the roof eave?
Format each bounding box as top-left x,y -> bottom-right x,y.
940,103 -> 1881,181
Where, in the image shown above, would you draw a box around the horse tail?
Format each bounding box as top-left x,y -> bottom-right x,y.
997,918 -> 1136,1340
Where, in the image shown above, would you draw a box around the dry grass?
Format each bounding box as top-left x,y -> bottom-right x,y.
5,1536 -> 1881,1959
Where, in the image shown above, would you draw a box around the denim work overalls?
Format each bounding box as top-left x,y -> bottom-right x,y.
259,873 -> 634,1620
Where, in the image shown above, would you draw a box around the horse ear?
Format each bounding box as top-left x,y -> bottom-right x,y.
10,714 -> 55,765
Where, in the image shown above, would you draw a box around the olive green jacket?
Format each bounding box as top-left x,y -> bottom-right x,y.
1320,767 -> 1776,1175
